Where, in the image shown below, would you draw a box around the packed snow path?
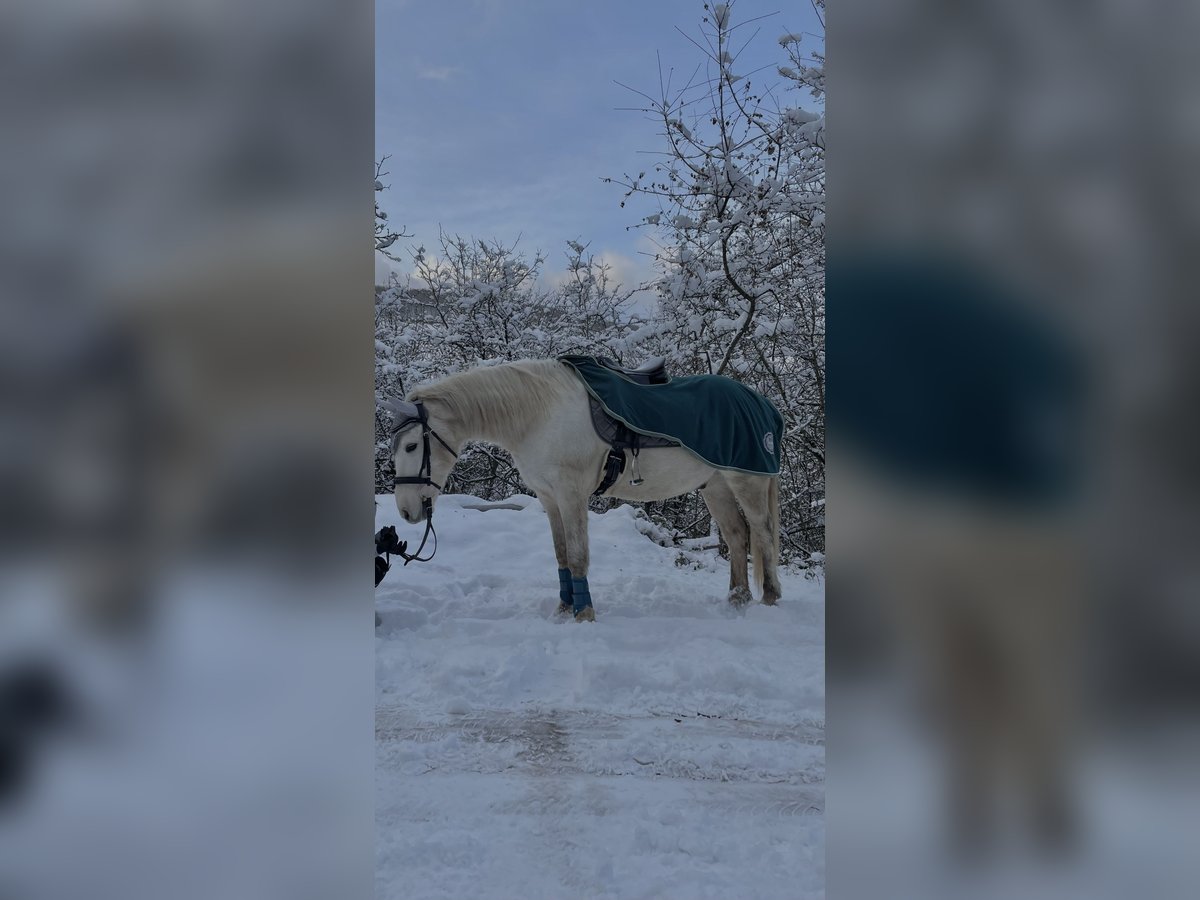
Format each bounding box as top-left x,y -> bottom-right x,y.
376,494 -> 824,900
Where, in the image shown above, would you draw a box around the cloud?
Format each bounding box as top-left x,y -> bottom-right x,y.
376,253 -> 401,285
537,243 -> 661,316
415,63 -> 460,81
595,248 -> 657,292
599,247 -> 661,317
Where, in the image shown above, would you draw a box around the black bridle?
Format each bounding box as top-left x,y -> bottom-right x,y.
389,401 -> 457,564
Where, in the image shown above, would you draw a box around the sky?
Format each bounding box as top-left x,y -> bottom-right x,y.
375,0 -> 824,293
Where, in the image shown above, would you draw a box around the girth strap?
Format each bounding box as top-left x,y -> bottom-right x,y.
594,448 -> 627,496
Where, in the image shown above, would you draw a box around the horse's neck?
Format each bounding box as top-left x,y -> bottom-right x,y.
436,363 -> 558,451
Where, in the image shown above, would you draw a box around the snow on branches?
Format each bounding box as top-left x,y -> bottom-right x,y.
374,231 -> 647,497
611,0 -> 825,560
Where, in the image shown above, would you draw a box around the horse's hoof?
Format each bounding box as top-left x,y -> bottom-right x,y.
555,602 -> 573,618
728,587 -> 753,607
574,607 -> 596,623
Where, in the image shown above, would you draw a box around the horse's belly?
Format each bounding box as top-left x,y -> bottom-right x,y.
603,446 -> 715,502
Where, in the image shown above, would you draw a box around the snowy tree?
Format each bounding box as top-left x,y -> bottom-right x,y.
612,0 -> 825,562
375,157 -> 408,259
374,232 -> 647,496
375,168 -> 412,491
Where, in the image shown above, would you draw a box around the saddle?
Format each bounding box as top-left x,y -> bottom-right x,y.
593,356 -> 669,385
584,357 -> 677,495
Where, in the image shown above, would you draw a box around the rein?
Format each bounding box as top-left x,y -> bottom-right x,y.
390,400 -> 458,565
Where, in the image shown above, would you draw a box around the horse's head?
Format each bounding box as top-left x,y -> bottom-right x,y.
384,399 -> 459,525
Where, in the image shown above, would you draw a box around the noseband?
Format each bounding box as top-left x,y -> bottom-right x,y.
390,400 -> 458,564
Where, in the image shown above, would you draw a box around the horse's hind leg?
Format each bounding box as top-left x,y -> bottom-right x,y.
728,474 -> 782,604
701,475 -> 752,606
539,494 -> 574,616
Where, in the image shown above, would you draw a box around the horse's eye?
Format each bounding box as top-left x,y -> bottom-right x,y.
405,443 -> 418,453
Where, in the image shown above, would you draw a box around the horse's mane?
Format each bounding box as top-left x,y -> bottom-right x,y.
409,359 -> 575,436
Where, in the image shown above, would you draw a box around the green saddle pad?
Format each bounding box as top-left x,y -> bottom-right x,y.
559,355 -> 784,475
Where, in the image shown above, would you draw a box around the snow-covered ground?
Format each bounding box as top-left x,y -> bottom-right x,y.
375,493 -> 824,900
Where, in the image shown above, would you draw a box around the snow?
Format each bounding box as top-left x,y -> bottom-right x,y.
375,493 -> 824,899
784,107 -> 820,125
669,119 -> 693,141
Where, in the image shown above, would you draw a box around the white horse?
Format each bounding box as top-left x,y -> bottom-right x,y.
389,359 -> 781,621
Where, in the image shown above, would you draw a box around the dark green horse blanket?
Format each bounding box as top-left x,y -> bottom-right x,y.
559,355 -> 784,475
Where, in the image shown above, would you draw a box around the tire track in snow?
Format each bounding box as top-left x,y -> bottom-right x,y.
376,706 -> 823,785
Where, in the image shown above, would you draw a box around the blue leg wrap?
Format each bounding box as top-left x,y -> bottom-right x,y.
557,568 -> 573,608
571,577 -> 593,615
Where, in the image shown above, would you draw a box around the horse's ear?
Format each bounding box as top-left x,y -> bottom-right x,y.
381,399 -> 419,422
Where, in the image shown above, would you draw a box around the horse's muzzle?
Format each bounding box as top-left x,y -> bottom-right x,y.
401,501 -> 431,524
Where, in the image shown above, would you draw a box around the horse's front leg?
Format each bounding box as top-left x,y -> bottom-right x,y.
557,490 -> 595,622
538,494 -> 574,616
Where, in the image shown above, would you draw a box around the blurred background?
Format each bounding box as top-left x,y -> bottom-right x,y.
830,0 -> 1200,897
4,0 -> 1199,896
0,1 -> 374,898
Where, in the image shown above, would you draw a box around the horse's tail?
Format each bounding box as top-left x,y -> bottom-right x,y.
752,475 -> 780,596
